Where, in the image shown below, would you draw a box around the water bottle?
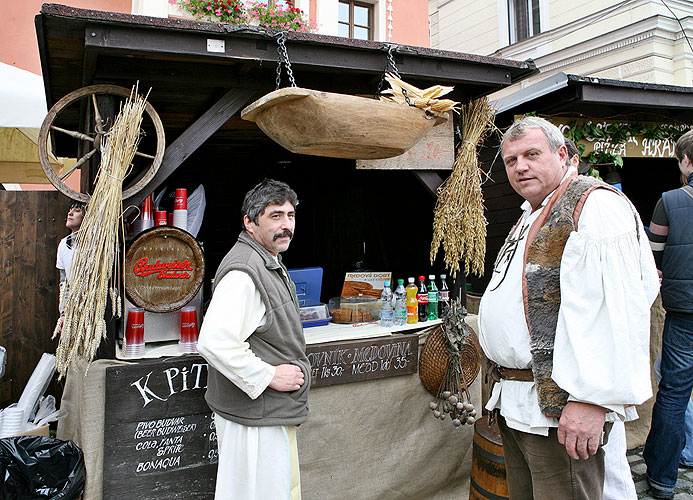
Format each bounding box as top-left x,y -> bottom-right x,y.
427,275 -> 439,320
380,280 -> 394,327
393,279 -> 407,326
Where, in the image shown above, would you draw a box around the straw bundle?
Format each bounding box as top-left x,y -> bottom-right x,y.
53,87 -> 148,377
379,73 -> 459,114
430,97 -> 495,278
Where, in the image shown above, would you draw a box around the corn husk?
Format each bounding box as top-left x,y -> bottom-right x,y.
53,86 -> 147,377
430,97 -> 495,278
379,73 -> 459,114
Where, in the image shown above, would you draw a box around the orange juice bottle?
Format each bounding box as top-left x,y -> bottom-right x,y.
406,277 -> 418,324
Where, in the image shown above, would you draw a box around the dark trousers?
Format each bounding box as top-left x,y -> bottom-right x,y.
498,415 -> 608,500
644,313 -> 693,494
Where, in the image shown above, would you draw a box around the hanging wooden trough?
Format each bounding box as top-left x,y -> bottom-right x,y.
240,88 -> 447,160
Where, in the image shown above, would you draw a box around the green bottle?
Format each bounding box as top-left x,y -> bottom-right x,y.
427,275 -> 439,320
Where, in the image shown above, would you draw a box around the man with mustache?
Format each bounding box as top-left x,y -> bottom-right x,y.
479,117 -> 659,499
198,178 -> 309,500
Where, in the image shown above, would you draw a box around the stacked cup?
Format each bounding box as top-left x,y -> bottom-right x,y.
155,209 -> 168,226
134,194 -> 154,235
0,407 -> 26,437
173,188 -> 187,231
179,306 -> 199,353
141,194 -> 154,231
124,307 -> 145,358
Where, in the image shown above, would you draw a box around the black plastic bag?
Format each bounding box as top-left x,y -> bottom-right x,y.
0,435 -> 85,500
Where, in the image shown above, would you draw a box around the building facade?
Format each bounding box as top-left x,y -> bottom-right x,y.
429,0 -> 692,96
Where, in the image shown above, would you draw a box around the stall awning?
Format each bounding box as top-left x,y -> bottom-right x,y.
0,63 -> 64,186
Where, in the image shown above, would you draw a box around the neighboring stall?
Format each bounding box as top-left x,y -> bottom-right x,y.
29,3 -> 540,499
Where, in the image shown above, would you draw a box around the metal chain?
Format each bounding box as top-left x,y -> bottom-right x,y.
275,32 -> 296,90
374,44 -> 412,106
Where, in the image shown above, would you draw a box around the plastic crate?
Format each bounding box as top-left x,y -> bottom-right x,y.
288,266 -> 323,306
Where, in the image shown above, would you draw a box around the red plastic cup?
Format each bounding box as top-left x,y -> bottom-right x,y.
167,213 -> 174,226
174,188 -> 187,210
125,307 -> 145,346
155,209 -> 167,226
141,194 -> 154,221
180,306 -> 198,343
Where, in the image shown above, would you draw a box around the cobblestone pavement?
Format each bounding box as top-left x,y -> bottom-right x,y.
628,446 -> 693,499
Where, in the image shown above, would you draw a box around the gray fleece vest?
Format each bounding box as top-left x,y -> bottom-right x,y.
205,231 -> 310,426
521,174 -> 629,417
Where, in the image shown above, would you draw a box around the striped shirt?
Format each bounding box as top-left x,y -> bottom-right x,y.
648,198 -> 668,269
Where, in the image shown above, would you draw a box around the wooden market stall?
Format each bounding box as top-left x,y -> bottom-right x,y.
25,4 -> 541,499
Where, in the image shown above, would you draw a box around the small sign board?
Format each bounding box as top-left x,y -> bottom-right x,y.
341,271 -> 392,299
355,114 -> 454,170
549,117 -> 692,159
103,357 -> 217,500
124,226 -> 205,312
306,334 -> 418,387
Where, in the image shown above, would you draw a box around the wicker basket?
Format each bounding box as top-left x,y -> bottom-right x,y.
419,325 -> 482,396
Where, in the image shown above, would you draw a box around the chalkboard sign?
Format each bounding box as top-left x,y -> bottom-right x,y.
103,356 -> 217,500
306,334 -> 418,387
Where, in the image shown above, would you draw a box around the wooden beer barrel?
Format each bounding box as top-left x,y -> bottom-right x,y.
469,419 -> 508,500
124,226 -> 204,313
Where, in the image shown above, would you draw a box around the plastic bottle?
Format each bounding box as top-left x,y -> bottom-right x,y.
439,274 -> 450,316
393,279 -> 407,326
417,275 -> 428,323
380,280 -> 394,327
405,277 -> 418,324
427,275 -> 439,320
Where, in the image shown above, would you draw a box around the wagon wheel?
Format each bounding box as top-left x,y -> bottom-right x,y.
38,84 -> 165,203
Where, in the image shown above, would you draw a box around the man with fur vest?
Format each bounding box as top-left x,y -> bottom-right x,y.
478,116 -> 659,500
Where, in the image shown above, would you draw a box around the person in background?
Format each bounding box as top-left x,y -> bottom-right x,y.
565,137 -> 638,500
643,129 -> 693,499
564,138 -> 591,175
479,117 -> 659,500
56,201 -> 85,320
197,179 -> 309,500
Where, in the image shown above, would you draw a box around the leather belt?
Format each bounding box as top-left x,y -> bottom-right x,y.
489,362 -> 534,382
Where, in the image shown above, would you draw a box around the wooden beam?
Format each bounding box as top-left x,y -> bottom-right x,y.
83,25 -> 514,88
411,171 -> 444,197
125,87 -> 263,207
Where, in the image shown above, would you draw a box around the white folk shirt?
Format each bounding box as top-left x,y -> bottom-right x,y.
198,270 -> 276,399
479,169 -> 660,436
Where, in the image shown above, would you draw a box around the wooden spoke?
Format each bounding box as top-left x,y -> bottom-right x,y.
134,151 -> 155,160
91,93 -> 103,127
50,125 -> 94,143
60,149 -> 97,181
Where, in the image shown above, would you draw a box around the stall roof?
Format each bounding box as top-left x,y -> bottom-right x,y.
35,4 -> 537,167
493,72 -> 693,123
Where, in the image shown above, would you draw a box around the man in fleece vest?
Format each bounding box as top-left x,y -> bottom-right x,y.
479,117 -> 659,500
198,178 -> 309,500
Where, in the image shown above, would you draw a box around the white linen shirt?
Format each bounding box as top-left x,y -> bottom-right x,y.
197,270 -> 276,400
479,169 -> 660,435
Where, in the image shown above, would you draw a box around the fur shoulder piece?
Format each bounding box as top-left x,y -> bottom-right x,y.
525,175 -> 608,416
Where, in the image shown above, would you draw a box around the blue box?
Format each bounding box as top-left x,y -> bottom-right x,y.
288,267 -> 331,327
288,266 -> 323,306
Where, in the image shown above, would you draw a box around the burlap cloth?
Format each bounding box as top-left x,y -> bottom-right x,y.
57,318 -> 482,500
